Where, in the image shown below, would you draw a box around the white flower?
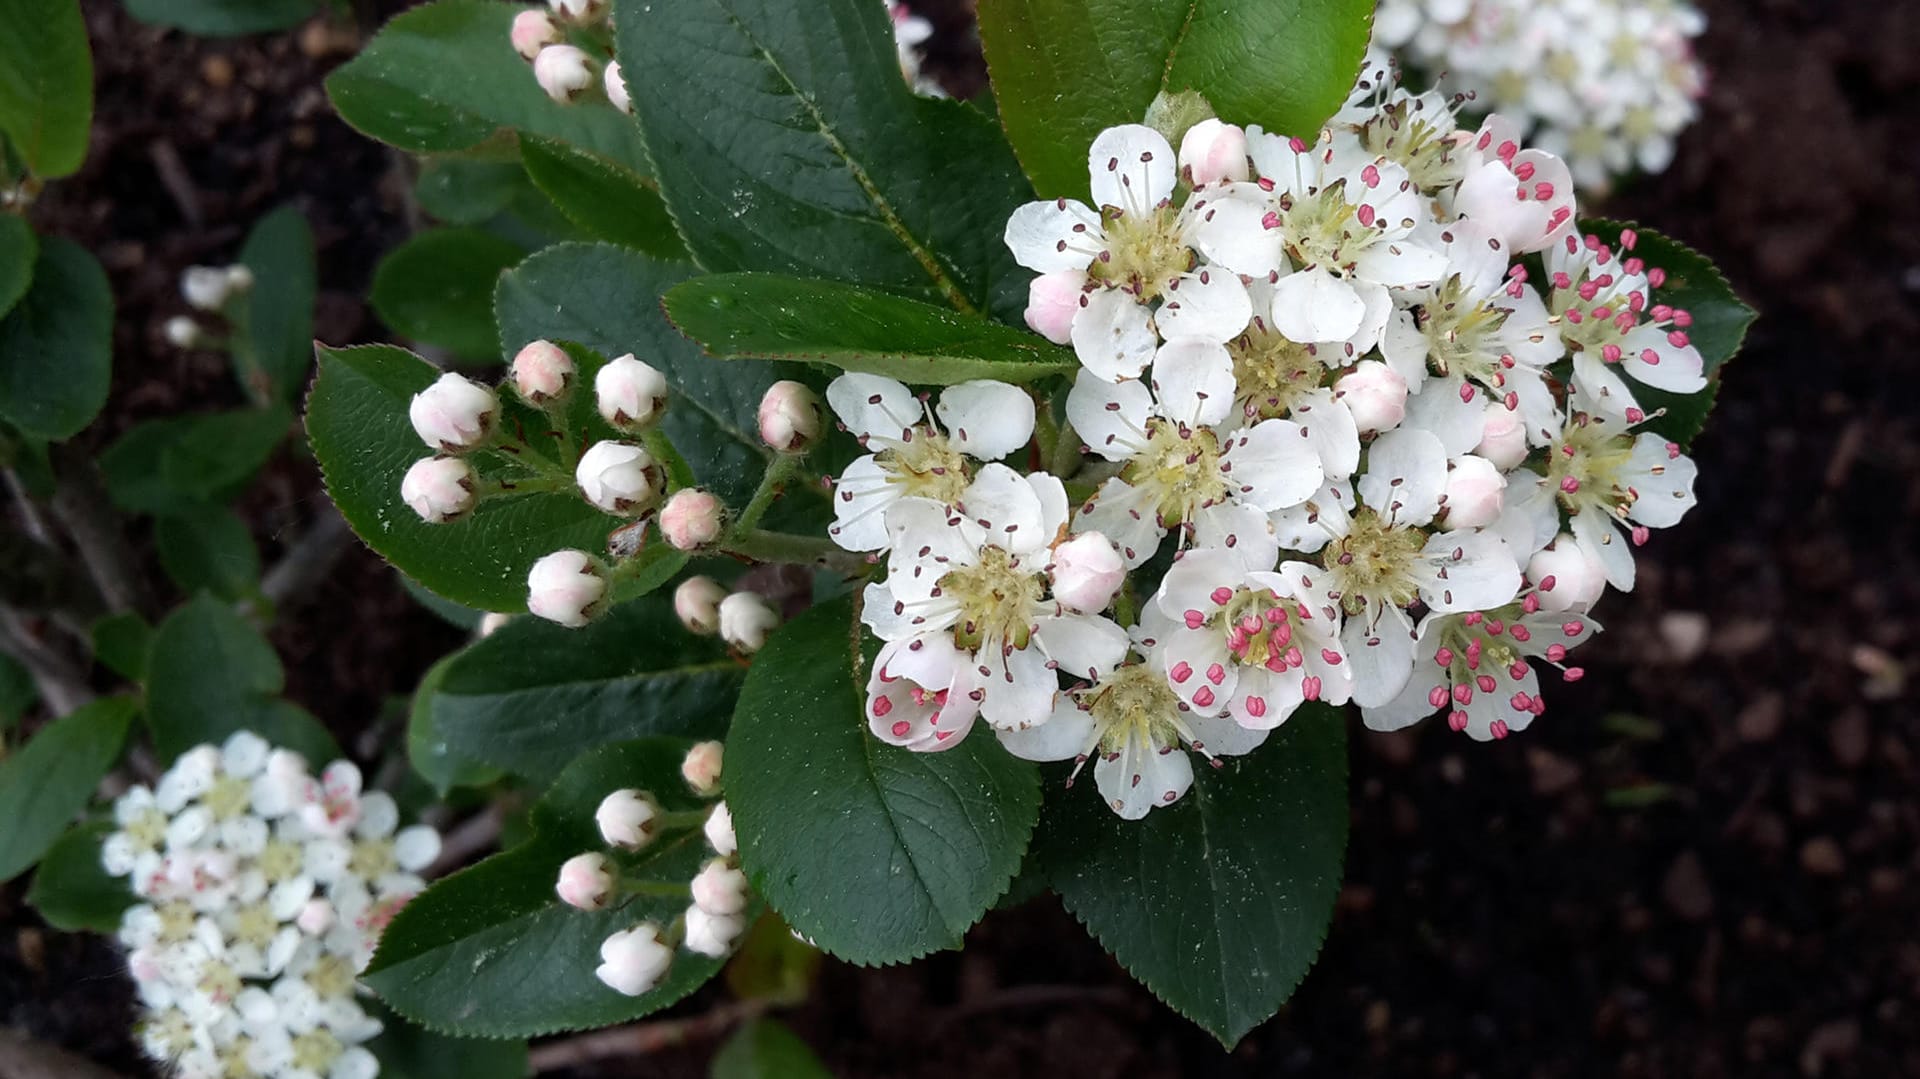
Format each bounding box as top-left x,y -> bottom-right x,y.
400,456 -> 476,523
1546,413 -> 1697,591
1048,532 -> 1125,614
1451,115 -> 1577,254
717,592 -> 779,654
595,924 -> 672,996
603,60 -> 631,114
704,802 -> 736,857
533,44 -> 596,104
163,316 -> 205,349
510,9 -> 558,60
690,859 -> 749,916
594,354 -> 669,431
576,440 -> 665,516
659,488 -> 725,550
683,906 -> 744,958
825,373 -> 1034,552
1551,229 -> 1708,425
296,761 -> 363,839
757,380 -> 823,453
672,576 -> 726,635
408,372 -> 498,453
555,853 -> 614,911
526,549 -> 608,627
680,741 -> 724,796
182,266 -> 234,311
1363,602 -> 1600,740
510,339 -> 574,404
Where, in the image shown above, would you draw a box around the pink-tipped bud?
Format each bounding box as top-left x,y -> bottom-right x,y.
511,339 -> 575,405
595,789 -> 660,850
595,354 -> 668,431
683,905 -> 745,958
548,0 -> 606,20
526,549 -> 608,627
295,899 -> 334,936
595,924 -> 671,997
659,488 -> 726,550
603,60 -> 631,114
401,456 -> 477,523
718,591 -> 779,654
556,852 -> 615,911
510,9 -> 558,61
1439,454 -> 1506,529
704,801 -> 736,857
756,380 -> 823,453
1475,401 -> 1529,470
1179,118 -> 1250,187
409,372 -> 499,452
575,440 -> 665,516
1526,536 -> 1606,613
1334,360 -> 1408,434
533,44 -> 596,105
1049,532 -> 1125,614
1023,269 -> 1085,345
690,858 -> 749,916
681,740 -> 724,796
673,576 -> 727,636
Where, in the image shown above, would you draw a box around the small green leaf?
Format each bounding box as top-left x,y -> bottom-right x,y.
26,821 -> 135,933
415,153 -> 525,225
90,612 -> 153,682
728,598 -> 1040,965
156,504 -> 262,601
157,404 -> 292,501
0,697 -> 136,881
1039,704 -> 1348,1047
371,228 -> 526,362
0,0 -> 93,178
979,0 -> 1375,198
519,136 -> 688,260
0,238 -> 113,440
123,0 -> 315,35
430,596 -> 741,785
146,595 -> 338,764
364,738 -> 747,1037
327,0 -> 649,171
237,206 -> 318,404
400,573 -> 485,630
0,651 -> 36,732
666,273 -> 1077,386
408,654 -> 503,795
711,1019 -> 835,1079
0,215 -> 36,320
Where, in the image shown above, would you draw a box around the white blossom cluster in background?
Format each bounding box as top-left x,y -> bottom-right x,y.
163,263 -> 254,351
826,79 -> 1703,819
104,733 -> 441,1079
1371,0 -> 1707,189
553,741 -> 750,997
886,1 -> 946,97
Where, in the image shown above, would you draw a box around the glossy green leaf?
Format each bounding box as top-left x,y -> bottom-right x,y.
727,598 -> 1040,965
0,215 -> 35,320
90,612 -> 153,682
0,0 -> 93,178
666,273 -> 1076,385
237,206 -> 317,404
26,821 -> 135,933
407,654 -> 502,795
327,0 -> 648,171
0,238 -> 112,440
430,596 -> 741,784
613,0 -> 1033,319
519,136 -> 687,260
371,228 -> 525,362
0,697 -> 136,881
305,343 -> 614,610
0,651 -> 36,730
146,595 -> 338,764
123,0 -> 315,35
979,0 -> 1374,198
1039,704 -> 1348,1047
157,404 -> 292,501
414,153 -> 525,225
364,738 -> 746,1037
711,1019 -> 835,1079
155,505 -> 261,601
367,1014 -> 529,1079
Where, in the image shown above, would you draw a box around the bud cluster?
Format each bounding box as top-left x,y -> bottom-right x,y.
164,264 -> 255,351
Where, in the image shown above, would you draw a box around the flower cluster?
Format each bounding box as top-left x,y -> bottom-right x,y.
830,91 -> 1702,818
164,263 -> 254,351
553,742 -> 749,996
887,1 -> 944,97
1370,0 -> 1707,189
105,733 -> 441,1079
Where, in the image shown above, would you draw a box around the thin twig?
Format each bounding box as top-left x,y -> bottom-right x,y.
147,138 -> 204,229
0,605 -> 93,716
259,503 -> 353,610
3,470 -> 55,547
48,446 -> 149,617
933,984 -> 1134,1031
527,999 -> 769,1072
427,804 -> 505,877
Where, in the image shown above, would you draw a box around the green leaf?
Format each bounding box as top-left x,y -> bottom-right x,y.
0,214 -> 36,321
0,237 -> 112,440
26,821 -> 134,933
123,0 -> 315,36
400,573 -> 485,631
327,0 -> 648,171
237,206 -> 318,404
146,595 -> 338,764
0,0 -> 93,178
613,0 -> 1034,319
429,597 -> 741,785
979,0 -> 1375,198
494,243 -> 788,505
1577,219 -> 1756,448
305,343 -> 614,610
666,273 -> 1076,385
89,612 -> 153,682
371,228 -> 526,362
366,1007 -> 528,1079
0,651 -> 36,731
1038,704 -> 1348,1047
157,404 -> 292,502
364,738 -> 746,1037
407,654 -> 503,795
727,598 -> 1040,965
711,1019 -> 835,1079
0,697 -> 136,881
415,152 -> 525,225
155,505 -> 262,601
519,136 -> 688,260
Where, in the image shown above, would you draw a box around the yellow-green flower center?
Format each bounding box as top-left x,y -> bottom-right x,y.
205,773 -> 252,820
1419,274 -> 1513,385
1084,664 -> 1183,754
291,1029 -> 344,1073
1119,420 -> 1230,526
1322,507 -> 1426,614
939,546 -> 1043,652
1086,206 -> 1192,301
1230,323 -> 1332,419
876,431 -> 970,505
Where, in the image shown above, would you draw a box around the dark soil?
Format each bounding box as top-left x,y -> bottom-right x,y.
6,0 -> 1918,1076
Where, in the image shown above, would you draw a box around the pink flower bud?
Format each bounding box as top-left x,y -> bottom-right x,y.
294,899 -> 334,936
556,852 -> 615,911
1178,118 -> 1250,187
400,456 -> 477,523
757,380 -> 824,453
595,354 -> 668,430
511,339 -> 575,405
704,801 -> 736,857
409,372 -> 499,452
595,789 -> 660,850
533,44 -> 596,104
690,858 -> 749,916
1023,269 -> 1086,344
681,740 -> 724,795
673,576 -> 727,635
683,905 -> 745,958
1439,454 -> 1506,529
603,60 -> 631,114
1527,536 -> 1607,613
1476,401 -> 1529,470
1334,360 -> 1408,434
659,488 -> 726,550
595,924 -> 672,997
1050,532 -> 1124,613
718,592 -> 779,654
576,440 -> 664,516
510,9 -> 558,60
527,549 -> 608,627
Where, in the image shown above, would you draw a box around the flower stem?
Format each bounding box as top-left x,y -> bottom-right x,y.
732,453 -> 801,534
723,529 -> 869,573
618,878 -> 694,900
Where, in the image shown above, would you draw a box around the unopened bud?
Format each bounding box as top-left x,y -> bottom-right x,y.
595,924 -> 672,997
224,265 -> 254,293
674,576 -> 727,635
163,316 -> 205,349
477,612 -> 511,637
1023,269 -> 1086,345
510,9 -> 558,61
1476,401 -> 1529,470
1527,536 -> 1607,613
757,380 -> 823,453
690,858 -> 749,916
604,60 -> 631,114
556,852 -> 615,911
511,339 -> 575,406
681,740 -> 724,795
181,266 -> 232,311
595,789 -> 660,850
526,549 -> 608,627
1178,118 -> 1250,187
576,440 -> 665,516
295,899 -> 334,936
1335,360 -> 1408,434
682,905 -> 745,958
548,0 -> 606,20
1439,454 -> 1506,529
409,372 -> 499,452
704,801 -> 736,857
1050,532 -> 1124,613
660,488 -> 726,550
533,44 -> 595,104
400,456 -> 478,523
718,592 -> 779,654
595,354 -> 668,431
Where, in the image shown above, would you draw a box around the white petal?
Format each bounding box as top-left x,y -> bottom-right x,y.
1270,266 -> 1365,343
1219,418 -> 1324,511
829,455 -> 900,551
1071,288 -> 1158,382
1402,375 -> 1489,457
1088,124 -> 1177,216
1380,308 -> 1431,387
1621,433 -> 1697,528
1066,368 -> 1154,462
979,644 -> 1058,732
1155,268 -> 1252,343
1161,627 -> 1237,716
937,381 -> 1035,460
1028,470 -> 1071,543
1351,241 -> 1448,291
1621,324 -> 1708,393
956,463 -> 1044,547
1292,386 -> 1360,478
827,373 -> 919,441
355,791 -> 398,839
1003,198 -> 1104,273
1362,657 -> 1448,732
1571,506 -> 1636,591
1074,478 -> 1165,567
1343,603 -> 1418,708
1095,734 -> 1192,819
1190,501 -> 1279,573
1186,704 -> 1274,755
1185,187 -> 1283,276
1155,546 -> 1245,618
1358,428 -> 1448,526
997,700 -> 1097,762
1148,339 -> 1236,428
1269,480 -> 1353,554
1416,530 -> 1523,611
1034,614 -> 1131,683
393,826 -> 441,872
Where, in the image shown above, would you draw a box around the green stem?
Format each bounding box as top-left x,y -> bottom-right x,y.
486,471 -> 574,498
222,297 -> 272,407
618,879 -> 694,900
724,529 -> 869,573
733,453 -> 801,534
1049,418 -> 1083,480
